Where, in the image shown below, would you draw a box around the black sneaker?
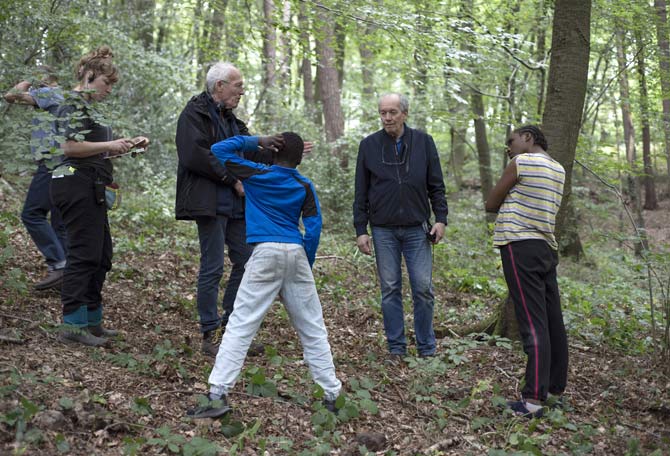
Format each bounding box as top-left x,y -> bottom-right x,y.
186,394 -> 231,419
248,342 -> 265,357
418,352 -> 436,358
506,400 -> 544,419
323,398 -> 339,414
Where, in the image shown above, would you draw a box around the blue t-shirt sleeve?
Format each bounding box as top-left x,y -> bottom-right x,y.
211,135 -> 264,177
29,87 -> 63,110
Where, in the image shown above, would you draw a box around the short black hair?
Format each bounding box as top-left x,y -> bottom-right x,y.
276,132 -> 304,167
514,125 -> 548,151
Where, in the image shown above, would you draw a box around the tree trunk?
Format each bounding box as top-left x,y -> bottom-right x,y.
261,0 -> 277,127
635,31 -> 659,210
655,0 -> 670,196
616,30 -> 648,255
535,0 -> 547,117
541,0 -> 591,259
155,0 -> 174,53
335,21 -> 346,91
412,0 -> 430,131
471,91 -> 495,223
134,0 -> 155,50
279,0 -> 292,107
298,3 -> 317,121
315,9 -> 346,167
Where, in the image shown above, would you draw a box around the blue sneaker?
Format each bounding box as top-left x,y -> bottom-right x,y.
506,400 -> 544,419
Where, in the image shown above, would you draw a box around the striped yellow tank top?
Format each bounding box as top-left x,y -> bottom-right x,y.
493,153 -> 565,250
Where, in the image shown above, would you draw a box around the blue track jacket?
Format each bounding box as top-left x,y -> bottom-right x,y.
211,136 -> 322,267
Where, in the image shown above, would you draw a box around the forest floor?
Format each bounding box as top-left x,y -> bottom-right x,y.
1,187 -> 669,455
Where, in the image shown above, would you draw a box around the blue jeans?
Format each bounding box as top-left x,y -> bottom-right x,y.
371,225 -> 436,356
209,243 -> 342,400
196,216 -> 252,333
22,163 -> 67,270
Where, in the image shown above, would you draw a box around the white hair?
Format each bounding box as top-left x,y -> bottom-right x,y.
205,62 -> 239,93
379,92 -> 409,113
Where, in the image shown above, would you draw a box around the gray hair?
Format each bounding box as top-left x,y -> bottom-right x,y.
205,62 -> 239,93
379,92 -> 409,113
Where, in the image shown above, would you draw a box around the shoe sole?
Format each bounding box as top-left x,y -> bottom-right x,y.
58,334 -> 110,348
187,406 -> 231,419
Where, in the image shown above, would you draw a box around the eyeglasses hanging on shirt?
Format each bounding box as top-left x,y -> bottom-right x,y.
381,142 -> 408,166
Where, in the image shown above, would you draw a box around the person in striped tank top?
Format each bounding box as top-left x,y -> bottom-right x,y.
485,125 -> 568,418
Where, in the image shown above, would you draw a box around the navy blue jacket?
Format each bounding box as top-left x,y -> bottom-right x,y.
353,125 -> 448,236
211,136 -> 322,267
174,92 -> 272,220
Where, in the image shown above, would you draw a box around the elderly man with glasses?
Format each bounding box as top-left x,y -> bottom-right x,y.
353,92 -> 448,362
175,62 -> 270,357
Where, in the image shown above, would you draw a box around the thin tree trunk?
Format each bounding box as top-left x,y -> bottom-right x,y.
133,0 -> 155,50
279,0 -> 292,106
262,0 -> 277,127
535,0 -> 547,117
155,0 -> 174,53
542,0 -> 591,259
616,29 -> 648,255
315,9 -> 346,167
298,3 -> 316,122
412,0 -> 430,131
655,0 -> 670,196
635,31 -> 659,210
471,92 -> 495,223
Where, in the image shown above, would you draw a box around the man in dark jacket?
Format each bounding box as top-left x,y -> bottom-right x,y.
175,62 -> 272,357
353,93 -> 448,361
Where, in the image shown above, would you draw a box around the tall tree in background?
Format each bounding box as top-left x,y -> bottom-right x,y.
261,0 -> 277,126
616,30 -> 648,255
315,7 -> 346,168
655,0 -> 670,195
635,30 -> 658,210
298,3 -> 317,121
542,0 -> 591,259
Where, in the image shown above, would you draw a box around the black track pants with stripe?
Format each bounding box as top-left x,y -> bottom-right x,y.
500,239 -> 568,402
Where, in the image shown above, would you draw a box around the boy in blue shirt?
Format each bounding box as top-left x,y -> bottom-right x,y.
187,132 -> 342,418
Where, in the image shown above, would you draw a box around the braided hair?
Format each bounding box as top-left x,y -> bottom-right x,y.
513,125 -> 548,151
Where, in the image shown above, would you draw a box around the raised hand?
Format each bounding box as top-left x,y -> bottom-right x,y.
258,134 -> 284,152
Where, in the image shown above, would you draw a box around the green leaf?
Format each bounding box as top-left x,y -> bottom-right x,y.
220,420 -> 245,438
55,433 -> 70,453
360,398 -> 378,414
58,397 -> 74,410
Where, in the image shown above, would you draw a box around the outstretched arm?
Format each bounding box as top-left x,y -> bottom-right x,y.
3,81 -> 34,105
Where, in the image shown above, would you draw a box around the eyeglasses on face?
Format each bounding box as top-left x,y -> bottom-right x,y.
221,80 -> 245,90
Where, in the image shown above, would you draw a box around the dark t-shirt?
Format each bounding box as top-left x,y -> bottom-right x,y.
56,92 -> 113,183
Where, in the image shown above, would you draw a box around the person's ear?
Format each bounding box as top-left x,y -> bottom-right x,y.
85,71 -> 95,83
